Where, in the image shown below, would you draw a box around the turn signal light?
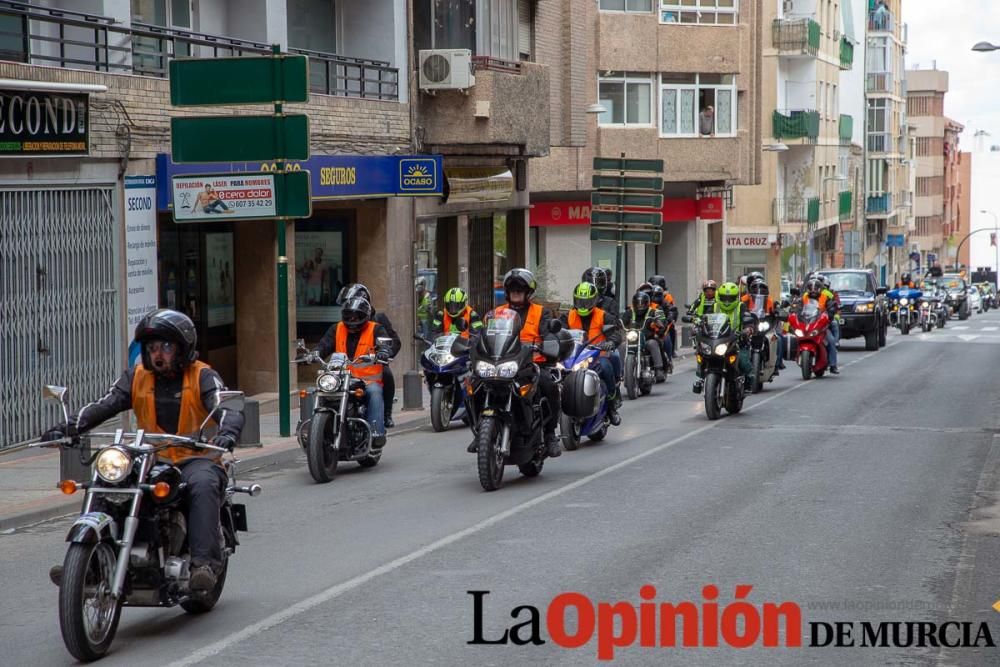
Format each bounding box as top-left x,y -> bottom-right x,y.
518,383 -> 534,397
58,479 -> 78,495
299,390 -> 308,398
353,388 -> 365,398
152,482 -> 171,499
728,355 -> 737,364
696,354 -> 703,364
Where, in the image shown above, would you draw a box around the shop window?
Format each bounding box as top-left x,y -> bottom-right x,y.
415,220 -> 438,338
660,0 -> 737,25
295,214 -> 352,339
599,72 -> 653,126
661,73 -> 736,137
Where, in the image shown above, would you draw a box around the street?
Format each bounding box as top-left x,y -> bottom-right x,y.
3,312 -> 1000,666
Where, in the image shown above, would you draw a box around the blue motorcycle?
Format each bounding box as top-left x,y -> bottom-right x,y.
417,332 -> 471,432
887,287 -> 922,336
558,328 -> 614,451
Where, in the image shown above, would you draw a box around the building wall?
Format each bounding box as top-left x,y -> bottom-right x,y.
958,151 -> 972,270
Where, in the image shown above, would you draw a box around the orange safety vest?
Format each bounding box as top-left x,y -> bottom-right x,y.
801,293 -> 828,309
568,308 -> 607,346
132,360 -> 212,464
335,321 -> 383,384
741,294 -> 774,312
495,303 -> 544,362
443,306 -> 473,339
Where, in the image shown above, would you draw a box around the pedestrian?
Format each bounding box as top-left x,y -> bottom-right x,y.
699,105 -> 715,136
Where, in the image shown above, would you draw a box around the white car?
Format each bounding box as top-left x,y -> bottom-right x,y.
967,287 -> 982,313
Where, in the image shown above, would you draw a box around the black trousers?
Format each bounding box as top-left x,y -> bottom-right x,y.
383,366 -> 395,416
180,458 -> 227,570
537,366 -> 560,435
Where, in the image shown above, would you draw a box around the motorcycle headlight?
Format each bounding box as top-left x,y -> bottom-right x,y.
475,361 -> 497,378
430,351 -> 456,366
95,447 -> 132,483
757,321 -> 770,332
899,298 -> 909,306
921,301 -> 930,308
794,328 -> 805,337
626,330 -> 639,342
317,372 -> 340,393
713,343 -> 729,356
496,361 -> 519,378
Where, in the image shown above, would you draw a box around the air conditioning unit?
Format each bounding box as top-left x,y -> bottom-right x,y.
419,49 -> 475,91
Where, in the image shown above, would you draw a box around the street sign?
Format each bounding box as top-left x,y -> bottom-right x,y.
590,227 -> 662,244
591,192 -> 663,209
592,174 -> 664,192
171,115 -> 310,163
169,55 -> 309,106
171,171 -> 311,222
593,157 -> 664,173
885,234 -> 905,247
591,210 -> 663,226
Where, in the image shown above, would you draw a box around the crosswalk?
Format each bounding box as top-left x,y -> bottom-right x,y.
901,316 -> 1000,345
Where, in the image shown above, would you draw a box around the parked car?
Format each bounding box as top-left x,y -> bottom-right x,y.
818,269 -> 887,351
940,274 -> 971,320
968,286 -> 983,313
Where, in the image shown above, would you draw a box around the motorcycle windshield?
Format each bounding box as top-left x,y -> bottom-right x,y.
801,302 -> 822,324
567,329 -> 585,346
433,334 -> 458,351
480,310 -> 522,361
326,352 -> 348,369
750,295 -> 768,317
701,313 -> 731,338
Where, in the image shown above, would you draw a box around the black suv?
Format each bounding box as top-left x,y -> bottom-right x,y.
818,269 -> 888,351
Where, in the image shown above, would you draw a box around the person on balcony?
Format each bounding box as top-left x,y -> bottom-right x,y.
699,105 -> 715,136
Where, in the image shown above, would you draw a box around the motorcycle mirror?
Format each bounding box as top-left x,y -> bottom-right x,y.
294,338 -> 306,349
681,315 -> 694,324
376,336 -> 394,352
548,319 -> 563,334
199,390 -> 245,438
43,385 -> 70,424
790,287 -> 801,297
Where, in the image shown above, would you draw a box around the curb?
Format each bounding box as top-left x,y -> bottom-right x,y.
0,414 -> 431,532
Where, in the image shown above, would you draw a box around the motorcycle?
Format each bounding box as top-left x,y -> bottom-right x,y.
788,302 -> 831,380
746,296 -> 781,394
467,309 -> 569,491
684,312 -> 750,420
416,331 -> 471,432
33,385 -> 259,662
917,294 -> 940,332
623,323 -> 655,399
295,338 -> 393,484
887,287 -> 921,335
558,327 -> 617,451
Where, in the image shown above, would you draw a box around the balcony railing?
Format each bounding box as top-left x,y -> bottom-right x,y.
773,197 -> 821,226
867,132 -> 891,153
839,37 -> 854,69
868,9 -> 895,33
773,109 -> 820,140
866,193 -> 893,215
839,115 -> 853,143
867,71 -> 893,94
0,0 -> 399,100
839,190 -> 853,219
772,18 -> 820,55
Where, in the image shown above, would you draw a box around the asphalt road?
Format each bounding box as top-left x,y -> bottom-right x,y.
3,311 -> 1000,666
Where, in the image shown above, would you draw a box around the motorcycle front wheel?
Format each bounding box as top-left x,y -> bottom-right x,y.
749,351 -> 762,394
704,373 -> 723,420
430,385 -> 452,433
724,377 -> 744,414
307,412 -> 338,483
799,350 -> 813,380
624,354 -> 639,400
900,318 -> 910,335
59,541 -> 122,662
476,416 -> 505,492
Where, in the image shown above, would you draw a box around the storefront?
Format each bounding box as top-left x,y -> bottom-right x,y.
725,231 -> 779,287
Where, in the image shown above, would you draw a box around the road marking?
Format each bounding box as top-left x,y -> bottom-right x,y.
982,326 -> 998,331
168,343 -> 895,667
958,335 -> 980,342
952,326 -> 969,330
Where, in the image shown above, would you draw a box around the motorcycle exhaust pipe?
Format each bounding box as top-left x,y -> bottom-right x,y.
235,484 -> 263,497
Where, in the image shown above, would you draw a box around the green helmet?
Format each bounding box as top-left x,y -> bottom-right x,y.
443,287 -> 468,317
716,282 -> 740,312
573,281 -> 599,316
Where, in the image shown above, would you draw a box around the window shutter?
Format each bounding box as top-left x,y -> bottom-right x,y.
518,0 -> 532,60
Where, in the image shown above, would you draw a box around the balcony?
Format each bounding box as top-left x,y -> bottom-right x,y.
839,191 -> 853,219
866,193 -> 894,216
0,1 -> 399,100
419,59 -> 550,157
772,18 -> 820,56
773,197 -> 821,227
839,115 -> 853,144
868,9 -> 895,34
773,109 -> 820,140
866,71 -> 894,94
839,37 -> 854,70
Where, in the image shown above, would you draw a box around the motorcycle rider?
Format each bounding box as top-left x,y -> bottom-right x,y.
415,276 -> 432,338
582,266 -> 623,382
468,268 -> 563,458
622,290 -> 667,382
561,282 -> 622,426
688,280 -> 719,317
818,274 -> 842,354
896,272 -> 916,289
649,285 -> 675,374
318,297 -> 391,447
648,275 -> 679,365
431,287 -> 484,339
333,283 -> 402,427
41,309 -> 244,593
801,278 -> 839,374
742,275 -> 786,372
692,282 -> 756,393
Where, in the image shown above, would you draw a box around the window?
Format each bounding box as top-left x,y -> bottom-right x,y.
415,0 -> 519,60
600,0 -> 654,11
660,0 -> 737,25
660,73 -> 736,136
599,72 -> 653,126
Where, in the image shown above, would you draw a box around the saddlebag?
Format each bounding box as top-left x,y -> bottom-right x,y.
562,369 -> 602,419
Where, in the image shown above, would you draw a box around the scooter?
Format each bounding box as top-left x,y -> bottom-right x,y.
558,326 -> 617,450
416,330 -> 471,432
788,302 -> 831,380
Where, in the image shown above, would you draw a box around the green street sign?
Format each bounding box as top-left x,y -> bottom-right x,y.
169,55 -> 309,106
170,170 -> 311,222
590,227 -> 662,244
593,157 -> 664,173
591,210 -> 663,226
171,114 -> 310,163
592,174 -> 664,192
591,192 -> 663,209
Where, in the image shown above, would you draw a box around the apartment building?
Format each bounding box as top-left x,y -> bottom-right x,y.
529,0 -> 762,306
905,66 -> 964,273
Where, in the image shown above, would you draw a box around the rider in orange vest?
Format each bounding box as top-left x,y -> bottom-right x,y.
431,287 -> 484,339
41,309 -> 244,594
560,281 -> 622,425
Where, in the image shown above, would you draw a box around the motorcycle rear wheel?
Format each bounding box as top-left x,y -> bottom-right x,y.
800,351 -> 812,380
587,423 -> 608,441
724,378 -> 743,414
560,413 -> 581,451
704,373 -> 723,420
306,412 -> 338,484
430,385 -> 451,433
624,355 -> 638,400
59,541 -> 122,663
476,416 -> 505,492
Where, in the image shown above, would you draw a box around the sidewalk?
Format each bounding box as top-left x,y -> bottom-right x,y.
0,395 -> 432,531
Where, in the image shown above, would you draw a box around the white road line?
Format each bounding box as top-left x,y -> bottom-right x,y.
982,326 -> 998,331
952,325 -> 969,330
168,344 -> 895,667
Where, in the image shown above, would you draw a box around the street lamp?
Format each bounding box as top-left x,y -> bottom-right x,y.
980,210 -> 999,283
972,41 -> 1000,52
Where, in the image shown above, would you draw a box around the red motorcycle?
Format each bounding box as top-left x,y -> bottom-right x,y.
788,302 -> 831,380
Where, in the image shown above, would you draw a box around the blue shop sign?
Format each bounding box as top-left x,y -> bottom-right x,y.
885,234 -> 905,247
155,153 -> 443,211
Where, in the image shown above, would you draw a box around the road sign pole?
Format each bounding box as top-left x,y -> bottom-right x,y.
273,43 -> 291,438
617,153 -> 625,309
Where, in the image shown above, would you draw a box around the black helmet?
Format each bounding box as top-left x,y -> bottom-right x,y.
336,283 -> 372,307
632,290 -> 651,314
134,308 -> 198,373
582,267 -> 609,294
341,297 -> 373,333
503,268 -> 537,302
650,285 -> 665,306
648,275 -> 667,290
806,278 -> 823,297
900,272 -> 912,284
636,281 -> 654,295
748,277 -> 769,296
